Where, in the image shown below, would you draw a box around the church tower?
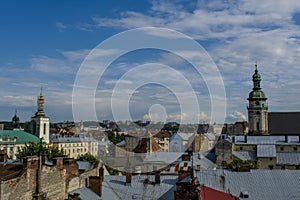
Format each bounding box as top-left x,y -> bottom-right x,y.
12,110 -> 21,130
31,89 -> 50,143
247,64 -> 268,135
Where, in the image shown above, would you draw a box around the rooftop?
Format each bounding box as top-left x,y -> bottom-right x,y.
103,175 -> 177,200
0,130 -> 40,144
229,135 -> 300,145
195,169 -> 300,200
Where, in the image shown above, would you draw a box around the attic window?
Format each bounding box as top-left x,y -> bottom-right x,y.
241,191 -> 249,198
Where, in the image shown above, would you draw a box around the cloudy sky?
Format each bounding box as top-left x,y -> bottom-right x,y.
1,0 -> 300,123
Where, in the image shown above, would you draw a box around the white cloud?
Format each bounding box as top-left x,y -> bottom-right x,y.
56,22 -> 67,31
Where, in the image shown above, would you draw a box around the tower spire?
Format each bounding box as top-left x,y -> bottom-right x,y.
40,86 -> 43,96
252,64 -> 261,90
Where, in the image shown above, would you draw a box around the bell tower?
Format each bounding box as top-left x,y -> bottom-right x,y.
31,88 -> 50,143
247,64 -> 268,135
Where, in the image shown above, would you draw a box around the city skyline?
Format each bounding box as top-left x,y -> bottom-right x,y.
1,0 -> 300,123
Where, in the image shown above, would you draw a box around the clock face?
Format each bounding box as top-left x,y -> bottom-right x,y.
255,101 -> 259,105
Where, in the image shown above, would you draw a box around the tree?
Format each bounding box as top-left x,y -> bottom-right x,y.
16,141 -> 64,160
226,159 -> 258,170
77,153 -> 97,162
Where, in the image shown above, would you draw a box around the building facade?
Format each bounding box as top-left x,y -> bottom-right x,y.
50,133 -> 98,159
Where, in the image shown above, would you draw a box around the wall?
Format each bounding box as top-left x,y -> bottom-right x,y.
0,157 -> 99,200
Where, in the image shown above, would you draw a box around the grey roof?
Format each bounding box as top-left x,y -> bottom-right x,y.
268,112 -> 300,135
177,132 -> 194,141
230,135 -> 300,145
144,152 -> 182,164
69,187 -> 100,200
204,132 -> 216,141
193,152 -> 217,170
195,170 -> 300,200
277,152 -> 300,165
233,150 -> 257,161
77,161 -> 95,171
116,140 -> 126,147
257,145 -> 276,157
103,175 -> 177,200
50,134 -> 97,143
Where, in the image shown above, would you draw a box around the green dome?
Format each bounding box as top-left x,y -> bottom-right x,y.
248,90 -> 267,100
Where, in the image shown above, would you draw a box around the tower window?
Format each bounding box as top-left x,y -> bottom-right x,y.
43,123 -> 46,135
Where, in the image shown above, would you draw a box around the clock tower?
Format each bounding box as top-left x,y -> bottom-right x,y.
247,64 -> 268,135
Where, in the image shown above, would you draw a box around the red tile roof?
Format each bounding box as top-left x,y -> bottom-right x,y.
200,186 -> 240,200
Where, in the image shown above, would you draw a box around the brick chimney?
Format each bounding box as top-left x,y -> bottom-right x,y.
22,156 -> 39,169
52,157 -> 64,169
155,171 -> 160,184
89,176 -> 102,197
126,170 -> 132,185
0,153 -> 8,162
99,166 -> 104,182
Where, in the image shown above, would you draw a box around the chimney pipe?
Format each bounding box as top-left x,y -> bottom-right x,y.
232,136 -> 235,143
285,135 -> 288,143
126,170 -> 132,185
298,135 -> 300,143
244,135 -> 247,143
89,176 -> 102,197
99,166 -> 104,182
155,171 -> 160,184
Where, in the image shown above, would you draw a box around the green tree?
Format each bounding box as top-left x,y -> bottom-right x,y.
16,141 -> 64,160
77,153 -> 97,162
226,159 -> 258,169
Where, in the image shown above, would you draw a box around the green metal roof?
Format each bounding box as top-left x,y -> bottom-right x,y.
0,130 -> 40,145
248,90 -> 267,100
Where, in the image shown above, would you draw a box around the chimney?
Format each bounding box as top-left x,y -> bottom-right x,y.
299,135 -> 300,143
22,156 -> 39,169
52,157 -> 64,169
244,135 -> 247,143
232,136 -> 235,143
89,176 -> 102,197
99,166 -> 104,182
126,170 -> 132,185
41,154 -> 47,165
155,171 -> 160,184
0,153 -> 8,162
285,135 -> 288,143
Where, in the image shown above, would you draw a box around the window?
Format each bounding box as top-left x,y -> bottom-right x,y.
240,147 -> 243,150
43,123 -> 47,135
269,165 -> 274,170
294,147 -> 297,151
256,122 -> 259,131
280,147 -> 284,151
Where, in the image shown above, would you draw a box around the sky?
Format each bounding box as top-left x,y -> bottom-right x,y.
1,0 -> 300,123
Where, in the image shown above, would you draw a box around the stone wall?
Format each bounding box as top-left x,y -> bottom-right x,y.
0,156 -> 100,200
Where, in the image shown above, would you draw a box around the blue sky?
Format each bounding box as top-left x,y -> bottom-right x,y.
1,0 -> 300,123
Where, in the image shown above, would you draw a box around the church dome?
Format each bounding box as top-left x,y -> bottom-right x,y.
248,90 -> 266,100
